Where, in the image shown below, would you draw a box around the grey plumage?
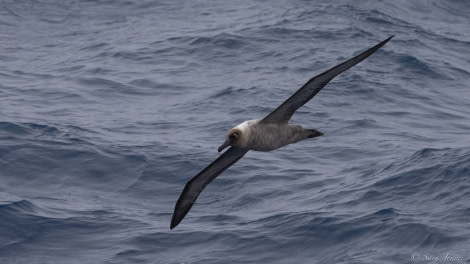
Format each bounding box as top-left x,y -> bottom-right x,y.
233,119 -> 323,151
171,36 -> 393,229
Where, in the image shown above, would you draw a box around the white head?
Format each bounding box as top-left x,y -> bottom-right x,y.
218,121 -> 251,152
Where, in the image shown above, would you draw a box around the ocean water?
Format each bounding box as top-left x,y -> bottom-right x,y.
1,0 -> 469,263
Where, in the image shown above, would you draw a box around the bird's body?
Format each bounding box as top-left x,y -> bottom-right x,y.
171,35 -> 394,229
223,119 -> 323,151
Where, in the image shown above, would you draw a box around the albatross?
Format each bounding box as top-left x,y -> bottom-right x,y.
171,35 -> 393,229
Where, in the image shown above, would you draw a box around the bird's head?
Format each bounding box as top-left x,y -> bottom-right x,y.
218,121 -> 252,152
218,128 -> 243,152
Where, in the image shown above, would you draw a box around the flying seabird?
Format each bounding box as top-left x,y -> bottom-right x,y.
171,35 -> 393,229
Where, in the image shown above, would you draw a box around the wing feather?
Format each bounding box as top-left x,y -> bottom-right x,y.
171,147 -> 249,229
261,35 -> 393,124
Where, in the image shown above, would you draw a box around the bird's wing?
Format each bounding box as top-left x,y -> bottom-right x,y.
260,35 -> 393,124
171,147 -> 249,229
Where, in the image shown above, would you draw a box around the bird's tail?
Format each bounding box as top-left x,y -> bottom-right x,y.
306,129 -> 324,138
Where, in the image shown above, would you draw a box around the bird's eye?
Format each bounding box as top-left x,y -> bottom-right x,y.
230,133 -> 238,139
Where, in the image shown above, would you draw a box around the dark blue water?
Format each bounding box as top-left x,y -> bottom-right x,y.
1,0 -> 469,263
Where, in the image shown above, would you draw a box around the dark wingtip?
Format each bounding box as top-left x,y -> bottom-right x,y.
378,35 -> 394,47
170,215 -> 179,230
170,206 -> 185,230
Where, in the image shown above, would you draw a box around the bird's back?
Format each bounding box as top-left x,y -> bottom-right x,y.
246,121 -> 309,151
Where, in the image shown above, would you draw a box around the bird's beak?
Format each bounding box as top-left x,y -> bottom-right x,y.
218,140 -> 230,152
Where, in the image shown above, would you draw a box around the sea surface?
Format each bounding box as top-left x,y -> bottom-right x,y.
1,0 -> 469,263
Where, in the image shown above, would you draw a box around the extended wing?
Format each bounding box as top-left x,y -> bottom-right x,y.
260,35 -> 393,124
171,147 -> 249,229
